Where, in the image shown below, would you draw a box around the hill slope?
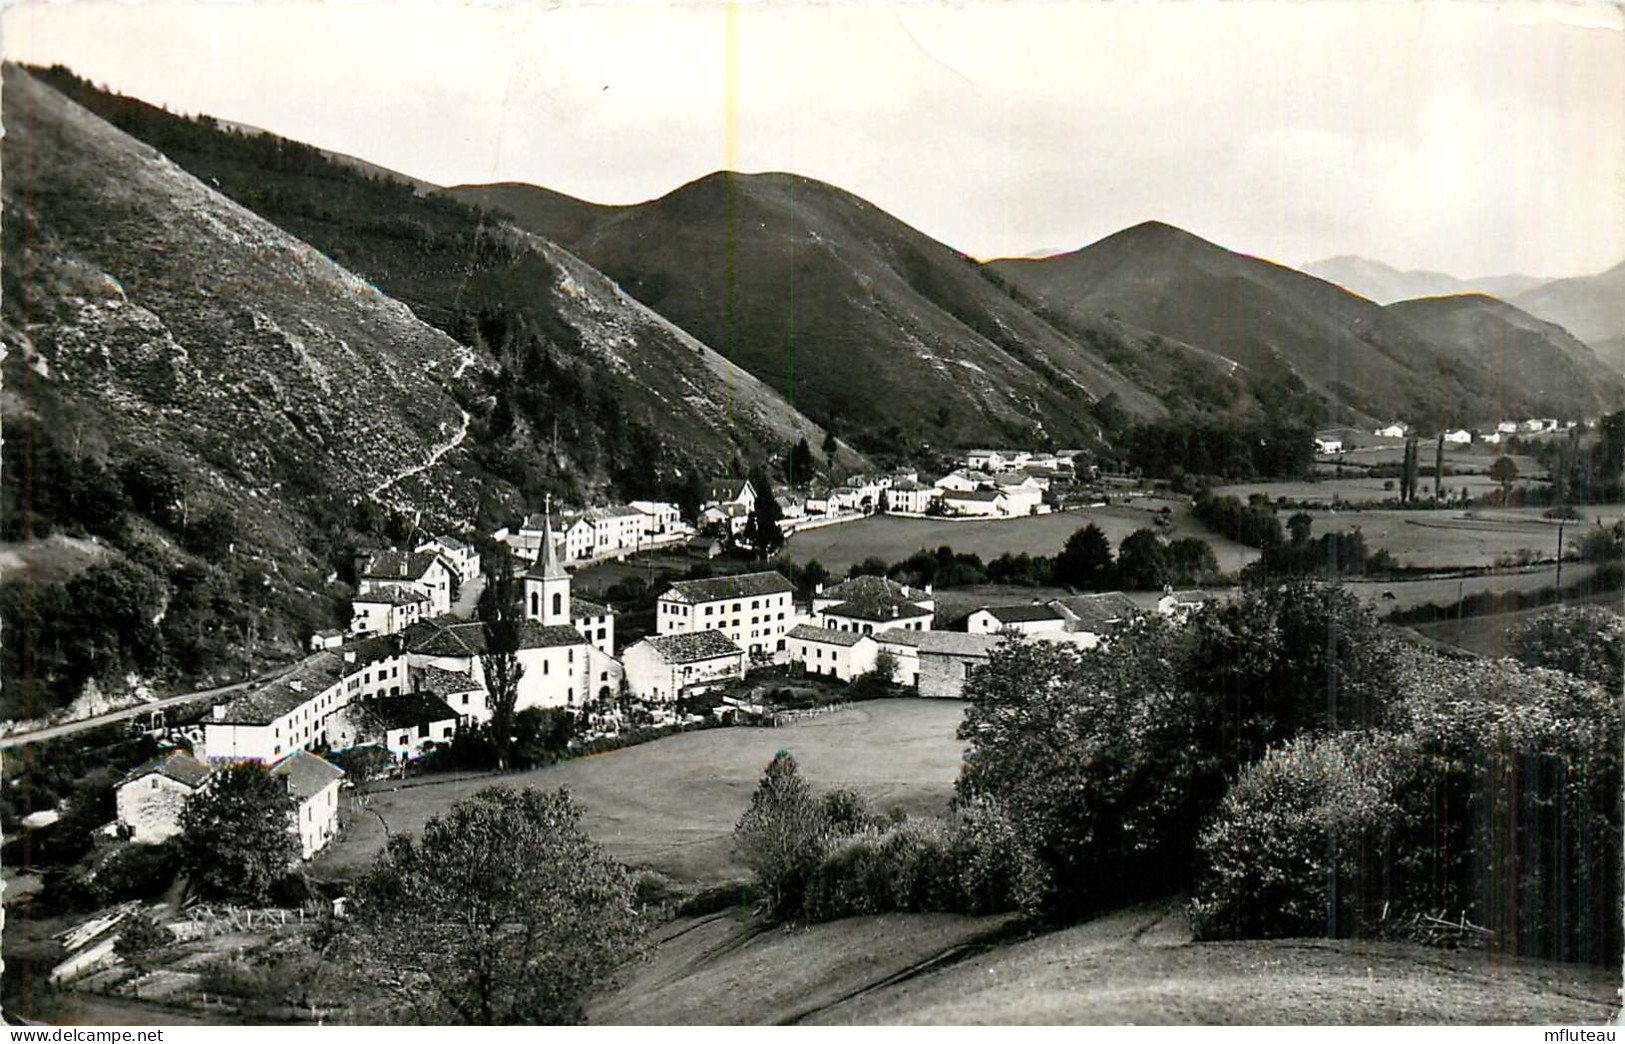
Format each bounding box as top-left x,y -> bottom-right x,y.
454,173 -> 1225,451
24,66 -> 863,512
1384,294 -> 1624,418
1511,260 -> 1625,375
987,223 -> 1545,427
1302,256 -> 1546,305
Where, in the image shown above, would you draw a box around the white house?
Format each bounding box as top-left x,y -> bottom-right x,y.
350,587 -> 429,637
309,629 -> 346,651
942,489 -> 1011,517
1497,420 -> 1520,434
351,691 -> 461,763
787,624 -> 879,682
622,631 -> 745,703
883,481 -> 943,514
657,571 -> 796,660
936,469 -> 996,493
965,450 -> 1006,471
630,500 -> 682,536
1313,435 -> 1344,454
415,535 -> 481,587
812,575 -> 934,635
357,549 -> 454,618
1442,429 -> 1473,445
116,751 -> 211,844
411,664 -> 488,726
204,652 -> 352,762
404,617 -> 607,717
581,505 -> 650,558
1480,431 -> 1504,445
967,603 -> 1071,636
269,750 -> 345,860
1374,423 -> 1408,439
1157,589 -> 1220,617
708,478 -> 757,514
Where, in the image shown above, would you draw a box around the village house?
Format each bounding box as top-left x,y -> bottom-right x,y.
349,691 -> 461,763
309,629 -> 346,651
1480,431 -> 1504,445
965,449 -> 1006,472
700,502 -> 750,536
630,500 -> 682,536
883,480 -> 943,514
1374,423 -> 1408,439
708,478 -> 758,514
685,535 -> 724,559
115,751 -> 211,844
415,535 -> 481,587
804,485 -> 832,515
356,549 -> 454,617
411,664 -> 487,725
581,505 -> 650,558
772,487 -> 808,522
204,652 -> 352,762
967,591 -> 1140,644
967,602 -> 1072,636
1443,429 -> 1473,445
786,624 -> 879,681
1313,434 -> 1344,454
904,631 -> 1003,699
1497,420 -> 1520,434
349,586 -> 429,637
812,575 -> 934,634
404,618 -> 610,716
622,630 -> 745,703
657,571 -> 797,660
1051,591 -> 1142,645
941,488 -> 1012,517
270,750 -> 345,860
1157,589 -> 1219,616
936,468 -> 996,493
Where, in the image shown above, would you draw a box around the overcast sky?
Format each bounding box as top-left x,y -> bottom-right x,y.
4,0 -> 1622,278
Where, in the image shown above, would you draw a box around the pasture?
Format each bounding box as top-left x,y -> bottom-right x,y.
1285,507 -> 1613,569
316,698 -> 969,885
1216,473 -> 1531,505
784,506 -> 1260,575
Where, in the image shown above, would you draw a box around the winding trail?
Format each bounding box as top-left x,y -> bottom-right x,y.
368,407 -> 471,501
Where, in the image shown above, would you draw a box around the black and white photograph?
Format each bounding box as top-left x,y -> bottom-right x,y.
0,0 -> 1622,1028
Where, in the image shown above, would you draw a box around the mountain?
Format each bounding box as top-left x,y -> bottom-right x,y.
1511,260 -> 1625,374
1301,256 -> 1547,305
452,174 -> 1242,452
985,222 -> 1536,427
1384,295 -> 1624,418
22,65 -> 863,513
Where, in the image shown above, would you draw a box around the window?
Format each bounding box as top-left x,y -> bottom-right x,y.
705,606 -> 714,617
552,592 -> 563,616
544,660 -> 550,675
151,778 -> 159,790
419,723 -> 429,738
568,649 -> 574,664
752,599 -> 759,609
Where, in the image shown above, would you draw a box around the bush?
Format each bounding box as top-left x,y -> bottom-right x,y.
732,752 -> 827,915
1509,605 -> 1624,691
1191,734 -> 1407,940
675,880 -> 751,918
93,842 -> 181,904
114,910 -> 174,969
950,797 -> 1050,915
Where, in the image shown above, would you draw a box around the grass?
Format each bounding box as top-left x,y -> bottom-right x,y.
1275,507 -> 1619,570
316,698 -> 969,886
1407,590 -> 1622,657
785,505 -> 1260,576
591,900 -> 1621,1025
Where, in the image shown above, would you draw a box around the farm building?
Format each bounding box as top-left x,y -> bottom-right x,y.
622,631 -> 745,703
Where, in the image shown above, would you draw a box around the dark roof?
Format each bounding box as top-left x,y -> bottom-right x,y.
945,489 -> 1004,502
123,750 -> 210,789
1054,592 -> 1141,630
642,630 -> 744,664
359,550 -> 441,582
818,575 -> 933,622
787,624 -> 873,647
214,652 -> 347,726
344,633 -> 406,666
1165,589 -> 1218,604
405,619 -> 586,657
571,597 -> 611,619
354,586 -> 429,606
977,603 -> 1067,624
361,692 -> 460,731
663,571 -> 795,604
412,664 -> 483,696
424,534 -> 469,551
269,750 -> 344,802
913,632 -> 1002,657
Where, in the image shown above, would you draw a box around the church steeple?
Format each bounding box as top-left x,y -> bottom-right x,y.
524,495 -> 571,625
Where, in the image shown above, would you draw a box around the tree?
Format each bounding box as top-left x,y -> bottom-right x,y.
787,437 -> 815,486
733,751 -> 827,916
1053,523 -> 1114,590
1509,605 -> 1624,692
178,762 -> 298,904
1114,528 -> 1168,590
1287,511 -> 1314,546
741,467 -> 786,558
1491,454 -> 1518,501
349,786 -> 642,1024
1433,433 -> 1445,503
821,430 -> 839,469
478,549 -> 527,771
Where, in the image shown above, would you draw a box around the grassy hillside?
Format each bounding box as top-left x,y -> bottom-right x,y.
24,65 -> 863,511
1512,259 -> 1625,372
1385,294 -> 1624,418
455,173 -> 1270,454
987,222 -> 1545,429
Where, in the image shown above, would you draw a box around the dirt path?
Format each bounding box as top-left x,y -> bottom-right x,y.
368,406 -> 471,500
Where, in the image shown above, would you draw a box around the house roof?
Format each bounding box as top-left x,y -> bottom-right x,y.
584,505 -> 645,522
354,586 -> 430,606
269,750 -> 345,802
945,489 -> 1005,503
122,750 -> 211,790
1163,589 -> 1218,605
992,473 -> 1037,486
787,624 -> 874,648
405,619 -> 586,657
571,597 -> 611,619
412,664 -> 483,696
360,691 -> 460,731
817,575 -> 933,621
662,571 -> 795,604
359,550 -> 441,582
423,534 -> 469,552
826,599 -> 934,622
641,630 -> 744,664
976,603 -> 1067,624
818,575 -> 918,602
1053,591 -> 1141,630
911,632 -> 1002,658
213,652 -> 347,726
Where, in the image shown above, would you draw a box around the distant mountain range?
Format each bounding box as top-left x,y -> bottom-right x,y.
1301,256 -> 1548,306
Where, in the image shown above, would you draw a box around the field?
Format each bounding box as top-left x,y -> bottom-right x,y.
1216,473 -> 1531,505
784,505 -> 1261,574
1406,589 -> 1622,657
593,900 -> 1620,1025
1269,506 -> 1624,570
315,698 -> 969,885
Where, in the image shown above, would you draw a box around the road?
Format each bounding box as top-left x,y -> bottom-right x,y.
0,660 -> 306,750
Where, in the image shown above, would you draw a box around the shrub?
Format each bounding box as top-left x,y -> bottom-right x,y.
1508,605 -> 1623,692
820,788 -> 884,838
675,880 -> 751,918
732,752 -> 827,915
92,842 -> 181,904
950,797 -> 1050,915
1191,734 -> 1407,940
114,910 -> 174,969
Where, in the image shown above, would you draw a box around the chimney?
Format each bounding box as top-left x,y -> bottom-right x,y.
892,605 -> 900,618
902,584 -> 911,597
925,583 -> 933,595
815,582 -> 824,595
212,704 -> 226,721
400,557 -> 409,577
289,680 -> 305,693
343,649 -> 356,664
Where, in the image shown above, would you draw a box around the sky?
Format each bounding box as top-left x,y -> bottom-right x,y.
4,0 -> 1622,279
